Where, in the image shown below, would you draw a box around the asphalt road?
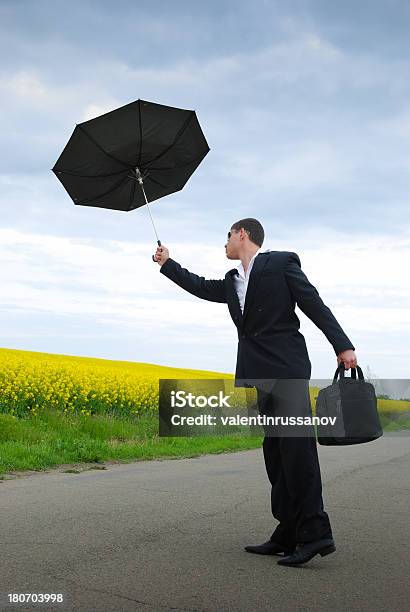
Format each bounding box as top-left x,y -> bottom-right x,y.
1,434 -> 409,612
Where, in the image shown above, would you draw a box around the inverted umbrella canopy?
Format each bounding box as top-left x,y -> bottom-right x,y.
52,99 -> 209,257
52,99 -> 209,211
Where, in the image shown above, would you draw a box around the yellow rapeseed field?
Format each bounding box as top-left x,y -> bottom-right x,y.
0,347 -> 235,419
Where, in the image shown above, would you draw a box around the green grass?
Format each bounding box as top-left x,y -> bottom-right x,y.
379,414 -> 410,431
1,408 -> 409,479
0,409 -> 262,477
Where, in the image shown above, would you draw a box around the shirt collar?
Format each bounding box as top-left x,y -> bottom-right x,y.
236,248 -> 269,279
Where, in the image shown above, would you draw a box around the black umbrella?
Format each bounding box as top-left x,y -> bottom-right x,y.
52,99 -> 210,258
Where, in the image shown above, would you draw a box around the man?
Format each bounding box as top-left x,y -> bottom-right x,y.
154,218 -> 357,567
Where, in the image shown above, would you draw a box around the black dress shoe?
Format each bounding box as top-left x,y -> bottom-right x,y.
277,538 -> 336,566
244,540 -> 295,556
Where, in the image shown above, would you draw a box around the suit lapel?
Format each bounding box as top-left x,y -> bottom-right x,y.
242,253 -> 269,324
225,269 -> 243,328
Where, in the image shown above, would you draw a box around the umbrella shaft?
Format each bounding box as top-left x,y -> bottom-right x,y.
136,167 -> 161,246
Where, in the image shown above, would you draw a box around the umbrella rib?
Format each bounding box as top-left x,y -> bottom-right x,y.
55,168 -> 128,179
147,152 -> 208,172
75,174 -> 130,205
145,175 -> 169,190
137,99 -> 143,167
77,125 -> 130,169
143,112 -> 195,167
128,172 -> 137,211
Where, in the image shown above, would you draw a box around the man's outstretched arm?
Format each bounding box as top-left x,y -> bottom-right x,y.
285,252 -> 357,369
154,245 -> 227,304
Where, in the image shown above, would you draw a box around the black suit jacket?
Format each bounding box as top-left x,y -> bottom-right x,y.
160,251 -> 355,383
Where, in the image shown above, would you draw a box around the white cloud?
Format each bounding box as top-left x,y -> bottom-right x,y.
218,141 -> 350,191
7,71 -> 48,99
0,228 -> 230,328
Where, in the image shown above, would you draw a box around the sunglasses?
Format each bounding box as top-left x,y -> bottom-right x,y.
227,229 -> 249,240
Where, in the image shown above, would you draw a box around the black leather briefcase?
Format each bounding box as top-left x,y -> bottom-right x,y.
316,364 -> 383,445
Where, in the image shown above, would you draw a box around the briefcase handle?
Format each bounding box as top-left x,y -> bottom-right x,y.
333,363 -> 364,381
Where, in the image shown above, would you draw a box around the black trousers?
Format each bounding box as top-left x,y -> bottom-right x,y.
255,379 -> 333,547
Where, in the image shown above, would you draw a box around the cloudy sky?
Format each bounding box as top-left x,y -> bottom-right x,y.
0,0 -> 409,377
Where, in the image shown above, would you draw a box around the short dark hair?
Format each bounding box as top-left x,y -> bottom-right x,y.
231,218 -> 264,247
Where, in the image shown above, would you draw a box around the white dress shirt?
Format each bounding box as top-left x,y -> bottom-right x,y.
233,248 -> 270,313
